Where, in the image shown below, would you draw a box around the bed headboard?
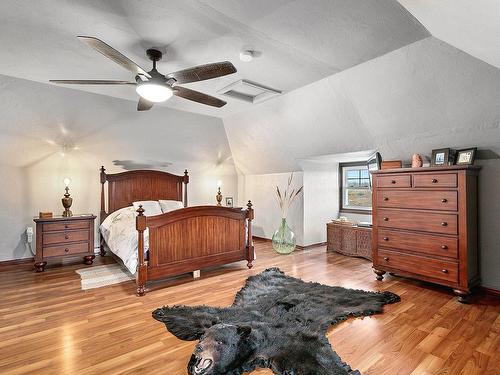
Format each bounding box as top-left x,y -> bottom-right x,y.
99,166 -> 189,223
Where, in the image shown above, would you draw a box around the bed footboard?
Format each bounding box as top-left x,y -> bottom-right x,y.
135,201 -> 254,296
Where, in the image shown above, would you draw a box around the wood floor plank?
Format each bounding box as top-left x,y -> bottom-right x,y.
0,240 -> 498,374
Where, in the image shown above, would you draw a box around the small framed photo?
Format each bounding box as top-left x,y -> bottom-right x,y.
455,147 -> 477,165
367,152 -> 382,172
225,197 -> 233,207
431,148 -> 455,166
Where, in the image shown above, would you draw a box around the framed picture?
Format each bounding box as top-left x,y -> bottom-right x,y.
455,147 -> 477,165
431,148 -> 455,166
225,197 -> 233,207
367,152 -> 382,172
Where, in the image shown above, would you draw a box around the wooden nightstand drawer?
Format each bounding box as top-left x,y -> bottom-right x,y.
43,230 -> 89,245
43,220 -> 90,232
43,242 -> 89,258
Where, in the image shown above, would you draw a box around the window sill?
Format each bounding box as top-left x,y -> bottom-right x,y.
339,209 -> 372,215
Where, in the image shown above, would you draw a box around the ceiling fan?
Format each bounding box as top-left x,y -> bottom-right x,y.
50,36 -> 237,111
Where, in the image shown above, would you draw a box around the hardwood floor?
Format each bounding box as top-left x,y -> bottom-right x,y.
0,240 -> 498,374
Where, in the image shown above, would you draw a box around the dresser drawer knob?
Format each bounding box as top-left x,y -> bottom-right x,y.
442,269 -> 448,274
441,222 -> 448,227
441,245 -> 448,250
383,217 -> 389,221
391,180 -> 396,184
384,257 -> 389,261
65,248 -> 69,252
65,234 -> 70,239
441,198 -> 448,203
432,178 -> 438,183
383,197 -> 389,201
64,224 -> 69,229
383,237 -> 389,241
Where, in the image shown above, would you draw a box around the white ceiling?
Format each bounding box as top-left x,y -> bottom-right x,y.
0,0 -> 429,117
398,0 -> 500,70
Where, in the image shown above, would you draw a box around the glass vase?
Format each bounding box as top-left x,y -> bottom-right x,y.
272,218 -> 296,254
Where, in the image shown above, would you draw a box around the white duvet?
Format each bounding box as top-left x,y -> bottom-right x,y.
100,206 -> 148,274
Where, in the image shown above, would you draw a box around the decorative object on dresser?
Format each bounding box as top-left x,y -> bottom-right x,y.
371,165 -> 480,302
225,196 -> 234,207
99,167 -> 255,296
216,180 -> 223,206
431,148 -> 456,166
153,268 -> 399,375
455,147 -> 477,165
327,221 -> 372,260
61,177 -> 73,217
411,153 -> 423,168
381,160 -> 402,169
33,214 -> 96,272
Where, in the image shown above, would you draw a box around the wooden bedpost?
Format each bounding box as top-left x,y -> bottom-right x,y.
246,200 -> 254,269
183,169 -> 189,207
136,205 -> 147,296
99,166 -> 107,256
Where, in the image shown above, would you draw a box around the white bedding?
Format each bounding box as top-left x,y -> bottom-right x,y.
100,206 -> 147,274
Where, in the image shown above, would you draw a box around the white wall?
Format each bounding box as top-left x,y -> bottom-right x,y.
238,172 -> 304,246
0,75 -> 238,261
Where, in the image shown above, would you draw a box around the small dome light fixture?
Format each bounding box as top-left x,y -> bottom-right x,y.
136,82 -> 173,103
239,50 -> 254,62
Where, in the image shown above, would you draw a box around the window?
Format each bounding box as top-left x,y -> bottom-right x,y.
339,162 -> 372,213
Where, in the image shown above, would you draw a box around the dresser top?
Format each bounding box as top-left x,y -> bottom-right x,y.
371,165 -> 481,175
33,214 -> 96,223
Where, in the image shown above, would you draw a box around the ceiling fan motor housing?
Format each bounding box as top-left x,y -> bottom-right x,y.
146,49 -> 163,62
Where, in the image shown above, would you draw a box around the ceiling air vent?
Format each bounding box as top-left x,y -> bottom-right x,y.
218,79 -> 281,104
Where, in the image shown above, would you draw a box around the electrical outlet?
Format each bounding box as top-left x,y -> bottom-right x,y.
26,227 -> 33,243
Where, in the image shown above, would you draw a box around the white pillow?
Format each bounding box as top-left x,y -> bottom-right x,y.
159,199 -> 184,213
100,206 -> 135,238
132,201 -> 162,216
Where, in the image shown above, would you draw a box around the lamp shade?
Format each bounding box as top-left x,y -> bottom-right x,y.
63,177 -> 71,187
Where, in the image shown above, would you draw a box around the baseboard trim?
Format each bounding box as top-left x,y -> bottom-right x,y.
481,286 -> 500,297
0,257 -> 34,267
252,236 -> 326,250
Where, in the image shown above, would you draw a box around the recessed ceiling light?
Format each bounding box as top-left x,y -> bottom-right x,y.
239,50 -> 254,62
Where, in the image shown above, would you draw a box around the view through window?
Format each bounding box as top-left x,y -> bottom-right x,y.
340,163 -> 372,212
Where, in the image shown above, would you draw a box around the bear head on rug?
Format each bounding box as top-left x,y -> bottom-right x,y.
153,268 -> 400,375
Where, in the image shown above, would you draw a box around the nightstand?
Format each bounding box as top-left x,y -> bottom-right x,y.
33,214 -> 96,272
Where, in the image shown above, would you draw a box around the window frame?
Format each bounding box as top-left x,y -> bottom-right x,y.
339,161 -> 372,214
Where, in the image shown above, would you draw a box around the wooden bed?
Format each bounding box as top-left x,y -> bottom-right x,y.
99,166 -> 254,296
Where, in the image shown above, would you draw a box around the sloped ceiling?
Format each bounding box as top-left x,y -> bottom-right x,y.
0,0 -> 429,117
399,0 -> 500,69
224,37 -> 500,174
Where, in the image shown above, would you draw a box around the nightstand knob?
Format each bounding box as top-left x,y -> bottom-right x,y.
383,197 -> 389,201
441,222 -> 448,227
64,224 -> 69,229
442,269 -> 448,274
391,180 -> 396,184
65,248 -> 69,253
432,178 -> 438,183
383,237 -> 389,241
441,245 -> 448,249
441,198 -> 447,203
384,257 -> 389,261
383,217 -> 389,221
65,234 -> 69,239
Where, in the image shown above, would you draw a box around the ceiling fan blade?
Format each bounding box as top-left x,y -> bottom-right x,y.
174,86 -> 226,108
137,97 -> 154,111
49,80 -> 136,85
78,36 -> 151,78
167,61 -> 236,84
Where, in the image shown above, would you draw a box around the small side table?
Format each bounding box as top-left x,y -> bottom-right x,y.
33,214 -> 96,272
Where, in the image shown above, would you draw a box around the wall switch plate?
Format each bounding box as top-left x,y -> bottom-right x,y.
26,227 -> 33,243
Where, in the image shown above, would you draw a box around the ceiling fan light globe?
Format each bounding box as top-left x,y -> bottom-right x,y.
136,83 -> 173,103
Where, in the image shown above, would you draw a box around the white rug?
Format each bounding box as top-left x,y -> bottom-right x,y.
76,264 -> 134,290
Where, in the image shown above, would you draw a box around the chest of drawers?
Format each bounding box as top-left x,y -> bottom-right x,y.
33,215 -> 96,272
371,166 -> 480,302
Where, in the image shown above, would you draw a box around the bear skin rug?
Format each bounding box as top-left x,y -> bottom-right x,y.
153,268 -> 400,375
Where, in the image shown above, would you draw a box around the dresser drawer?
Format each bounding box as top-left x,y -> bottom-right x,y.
378,229 -> 458,258
43,220 -> 90,232
377,190 -> 457,211
377,209 -> 458,235
378,249 -> 458,284
413,173 -> 457,188
43,230 -> 89,245
43,242 -> 89,258
376,174 -> 411,188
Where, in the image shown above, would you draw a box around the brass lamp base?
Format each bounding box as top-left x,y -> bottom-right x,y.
62,187 -> 73,217
62,209 -> 73,217
216,187 -> 222,206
